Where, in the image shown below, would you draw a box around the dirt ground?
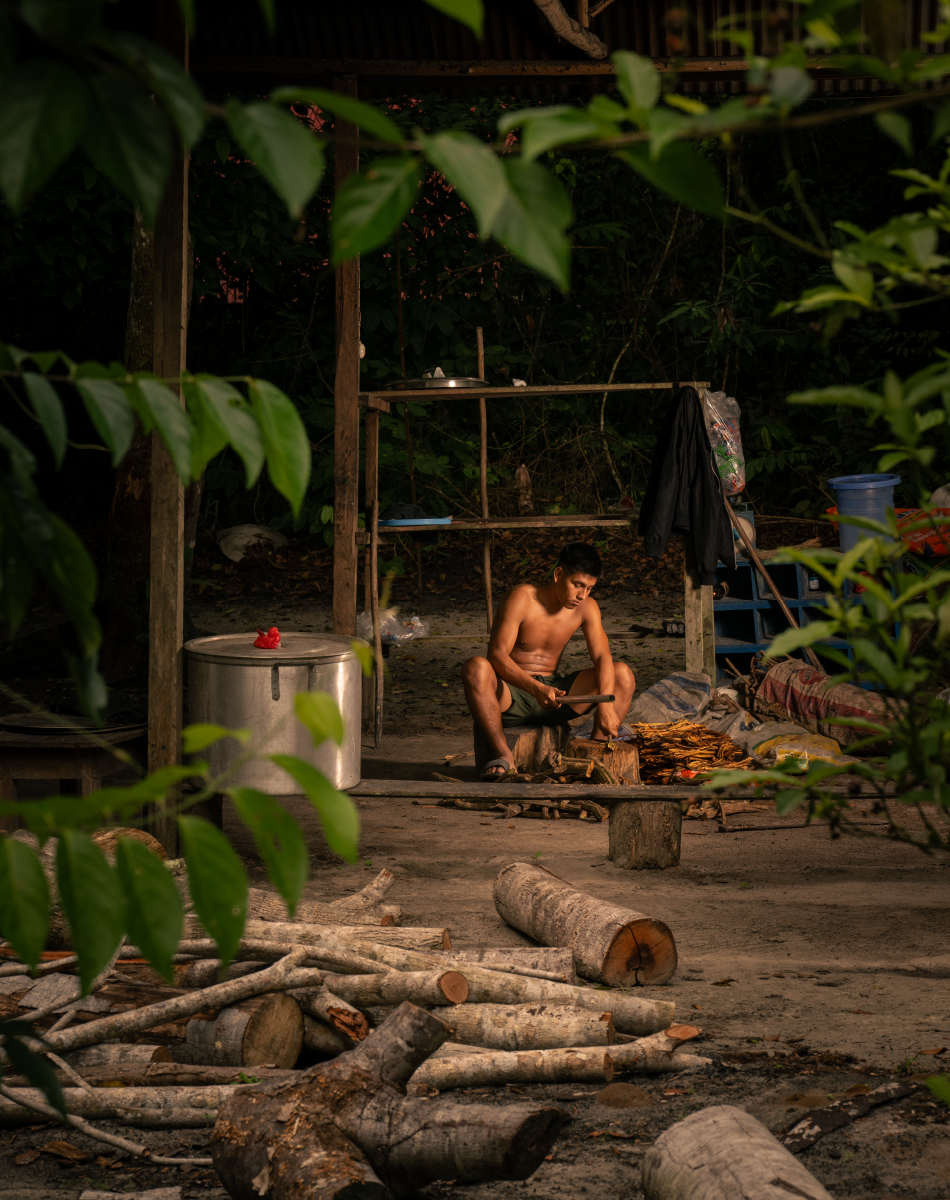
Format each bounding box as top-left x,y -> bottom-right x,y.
3,551 -> 950,1199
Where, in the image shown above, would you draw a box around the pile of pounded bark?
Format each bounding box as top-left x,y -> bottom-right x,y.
0,836 -> 706,1198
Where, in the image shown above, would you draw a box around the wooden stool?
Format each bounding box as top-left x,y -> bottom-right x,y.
0,726 -> 147,833
473,723 -> 571,775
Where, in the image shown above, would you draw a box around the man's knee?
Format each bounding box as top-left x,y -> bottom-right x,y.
462,656 -> 494,689
616,662 -> 636,693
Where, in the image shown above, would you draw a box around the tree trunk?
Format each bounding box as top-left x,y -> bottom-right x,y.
409,1045 -> 614,1093
270,933 -> 674,1036
68,1044 -> 172,1068
100,206 -> 154,683
474,722 -> 567,774
211,1002 -> 567,1200
609,800 -> 683,870
0,1085 -> 242,1128
567,737 -> 641,784
432,947 -> 575,984
290,986 -> 370,1042
175,993 -> 303,1068
182,915 -> 450,951
303,1014 -> 349,1056
313,970 -> 468,1008
641,1105 -> 834,1200
492,862 -> 678,986
442,1002 -> 613,1050
176,960 -> 267,988
3,1064 -> 294,1090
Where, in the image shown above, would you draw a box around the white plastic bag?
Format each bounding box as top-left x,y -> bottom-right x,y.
703,390 -> 745,496
355,608 -> 429,645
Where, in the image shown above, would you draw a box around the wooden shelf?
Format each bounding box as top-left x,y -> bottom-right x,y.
362,382 -> 708,402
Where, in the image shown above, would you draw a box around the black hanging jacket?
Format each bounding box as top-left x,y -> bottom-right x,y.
637,386 -> 734,584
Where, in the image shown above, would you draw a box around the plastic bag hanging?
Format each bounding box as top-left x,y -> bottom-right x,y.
702,390 -> 746,496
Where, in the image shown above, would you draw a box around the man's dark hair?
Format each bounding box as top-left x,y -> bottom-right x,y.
557,542 -> 602,578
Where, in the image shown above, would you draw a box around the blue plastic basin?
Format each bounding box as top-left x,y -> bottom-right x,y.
828,474 -> 901,553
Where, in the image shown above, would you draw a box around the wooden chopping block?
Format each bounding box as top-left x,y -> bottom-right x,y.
473,723 -> 570,774
567,737 -> 641,784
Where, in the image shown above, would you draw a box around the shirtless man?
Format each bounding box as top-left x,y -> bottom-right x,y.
461,542 -> 636,779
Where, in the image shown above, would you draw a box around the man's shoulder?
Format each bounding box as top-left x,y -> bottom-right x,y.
504,583 -> 539,607
580,596 -> 603,622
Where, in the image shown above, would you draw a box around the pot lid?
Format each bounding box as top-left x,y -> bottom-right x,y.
385,375 -> 484,390
183,632 -> 362,664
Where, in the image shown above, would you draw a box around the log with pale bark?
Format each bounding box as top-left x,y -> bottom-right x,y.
641,1105 -> 834,1200
432,947 -> 576,983
290,985 -> 369,1043
315,969 -> 469,1008
246,872 -> 401,927
211,1002 -> 568,1200
567,737 -> 641,784
303,1014 -> 349,1056
68,1044 -> 172,1067
609,798 -> 683,870
409,1045 -> 613,1092
174,992 -> 303,1069
493,861 -> 677,986
4,1063 -> 294,1090
262,932 -> 674,1035
444,1002 -> 614,1050
0,1084 -> 242,1128
182,914 -> 451,951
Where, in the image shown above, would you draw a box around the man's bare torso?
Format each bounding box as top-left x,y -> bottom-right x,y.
507,583 -> 588,675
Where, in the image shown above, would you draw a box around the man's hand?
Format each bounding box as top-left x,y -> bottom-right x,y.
594,703 -> 620,739
533,683 -> 565,710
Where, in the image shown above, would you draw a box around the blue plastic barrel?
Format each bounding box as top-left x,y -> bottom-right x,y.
828,474 -> 900,553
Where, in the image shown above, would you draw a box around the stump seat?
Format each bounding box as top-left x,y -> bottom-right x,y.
473,723 -> 571,774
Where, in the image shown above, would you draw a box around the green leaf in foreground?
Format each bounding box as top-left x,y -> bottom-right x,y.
875,110 -> 913,157
271,755 -> 360,862
22,373 -> 66,468
928,1074 -> 950,1107
332,156 -> 421,262
55,831 -> 123,994
271,87 -> 404,145
0,61 -> 87,212
421,130 -> 507,236
134,378 -> 194,483
612,50 -> 661,116
249,379 -> 311,516
351,640 -> 374,677
491,158 -> 572,291
295,692 -> 345,747
178,816 -> 247,969
618,142 -> 725,218
0,837 -> 50,969
422,0 -> 483,38
0,1022 -> 67,1119
75,378 -> 135,466
193,377 -> 265,486
231,789 -> 308,918
114,837 -> 184,983
183,723 -> 251,754
226,100 -> 325,218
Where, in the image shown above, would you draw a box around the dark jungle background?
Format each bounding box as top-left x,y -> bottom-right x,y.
4,91 -> 948,586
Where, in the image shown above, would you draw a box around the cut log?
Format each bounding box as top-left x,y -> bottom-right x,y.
290,985 -> 370,1043
317,969 -> 469,1008
303,1014 -> 349,1056
183,914 -> 451,951
492,861 -> 678,986
246,885 -> 399,928
610,1029 -> 712,1074
211,1002 -> 568,1200
567,737 -> 641,784
641,1105 -> 834,1200
609,799 -> 682,870
474,722 -> 568,774
175,993 -> 303,1068
4,1063 -> 294,1090
444,1002 -> 614,1050
432,947 -> 576,984
68,1044 -> 172,1068
0,1085 -> 243,1128
409,1045 -> 614,1092
176,960 -> 266,988
268,933 -> 674,1036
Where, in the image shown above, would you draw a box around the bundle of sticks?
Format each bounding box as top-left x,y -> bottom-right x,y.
629,718 -> 755,784
0,840 -> 710,1198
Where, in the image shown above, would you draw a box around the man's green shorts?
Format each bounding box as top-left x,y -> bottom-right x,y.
501,671 -> 583,728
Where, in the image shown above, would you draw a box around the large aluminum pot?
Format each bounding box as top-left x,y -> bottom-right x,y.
183,633 -> 363,792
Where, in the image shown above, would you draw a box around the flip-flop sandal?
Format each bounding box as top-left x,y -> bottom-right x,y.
479,758 -> 512,782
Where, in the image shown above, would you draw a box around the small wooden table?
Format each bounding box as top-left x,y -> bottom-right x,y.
0,726 -> 147,832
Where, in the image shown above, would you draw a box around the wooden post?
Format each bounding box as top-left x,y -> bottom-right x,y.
576,0 -> 590,26
332,74 -> 361,637
366,409 -> 383,746
684,535 -> 715,682
147,1 -> 189,856
476,327 -> 493,633
608,801 -> 682,870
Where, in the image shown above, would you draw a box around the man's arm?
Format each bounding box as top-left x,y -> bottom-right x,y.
487,588 -> 563,710
581,600 -> 619,736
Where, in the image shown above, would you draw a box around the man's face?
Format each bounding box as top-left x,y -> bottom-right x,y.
554,569 -> 597,609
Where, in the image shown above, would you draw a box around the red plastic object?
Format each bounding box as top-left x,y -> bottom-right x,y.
254,626 -> 281,649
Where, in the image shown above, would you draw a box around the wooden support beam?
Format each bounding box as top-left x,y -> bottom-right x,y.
364,382 -> 707,400
332,74 -> 361,637
683,535 -> 715,682
147,1 -> 189,856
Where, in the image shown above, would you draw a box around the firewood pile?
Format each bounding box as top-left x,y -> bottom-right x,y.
629,719 -> 755,784
0,838 -> 708,1197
